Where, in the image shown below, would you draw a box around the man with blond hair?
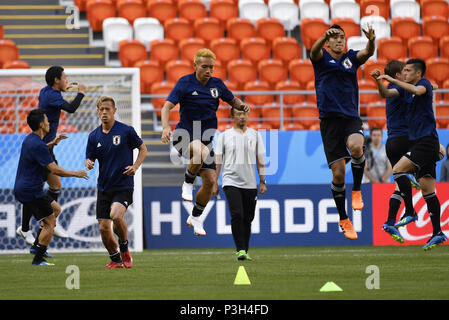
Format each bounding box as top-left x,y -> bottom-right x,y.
161,48 -> 249,236
85,96 -> 147,268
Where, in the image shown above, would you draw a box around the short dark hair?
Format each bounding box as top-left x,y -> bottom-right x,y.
45,66 -> 64,86
384,60 -> 405,78
27,109 -> 46,131
329,24 -> 345,33
406,58 -> 426,77
370,127 -> 382,135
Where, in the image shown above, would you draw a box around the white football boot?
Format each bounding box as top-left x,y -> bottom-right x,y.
53,224 -> 69,238
182,181 -> 194,202
186,215 -> 206,236
16,226 -> 35,245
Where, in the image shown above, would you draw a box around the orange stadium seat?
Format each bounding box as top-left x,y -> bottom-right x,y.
135,60 -> 164,93
436,103 -> 449,128
243,80 -> 274,106
165,59 -> 192,82
118,39 -> 147,67
212,60 -> 226,81
377,37 -> 406,61
210,38 -> 240,67
226,18 -> 256,44
366,104 -> 387,129
258,59 -> 288,88
149,38 -> 179,66
439,36 -> 449,59
169,106 -> 180,130
0,40 -> 20,68
247,106 -> 262,127
178,0 -> 207,23
117,0 -> 146,24
2,60 -> 29,69
359,79 -> 380,106
146,0 -> 177,23
0,25 -> 4,39
288,59 -> 314,87
363,58 -> 387,84
330,18 -> 360,39
261,103 -> 292,129
240,37 -> 270,64
194,18 -> 224,47
422,0 -> 449,20
150,81 -> 175,115
426,58 -> 449,87
443,79 -> 449,102
256,17 -> 285,47
360,0 -> 389,20
86,0 -> 117,32
292,105 -> 320,130
300,18 -> 329,50
391,17 -> 421,45
408,36 -> 438,61
305,81 -> 317,105
275,80 -> 305,105
179,38 -> 205,63
209,0 -> 238,28
272,37 -> 301,66
227,59 -> 257,89
423,16 -> 449,45
164,18 -> 194,43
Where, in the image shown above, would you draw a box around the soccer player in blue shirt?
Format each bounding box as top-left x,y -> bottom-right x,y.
378,58 -> 447,250
14,109 -> 88,266
85,96 -> 147,268
160,48 -> 249,236
310,24 -> 375,240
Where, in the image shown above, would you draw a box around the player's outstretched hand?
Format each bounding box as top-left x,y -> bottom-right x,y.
362,24 -> 376,41
241,104 -> 250,113
85,159 -> 95,170
76,170 -> 89,180
370,69 -> 381,80
161,127 -> 172,144
50,134 -> 68,147
123,165 -> 137,176
377,74 -> 394,83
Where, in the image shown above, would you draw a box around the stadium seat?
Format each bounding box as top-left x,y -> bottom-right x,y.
226,18 -> 256,44
194,18 -> 224,46
246,106 -> 262,128
360,0 -> 389,20
330,18 -> 360,38
268,0 -> 300,31
408,36 -> 437,61
288,59 -> 314,87
179,38 -> 206,63
134,18 -> 164,51
165,60 -> 192,82
118,39 -> 148,67
240,38 -> 270,64
256,18 -> 285,47
117,0 -> 146,25
103,18 -> 133,52
330,0 -> 360,24
439,36 -> 449,59
362,58 -> 387,84
366,103 -> 386,129
86,0 -> 117,32
0,25 -> 4,39
359,80 -> 381,114
275,80 -> 305,105
426,58 -> 449,87
258,59 -> 288,88
347,36 -> 376,58
422,0 -> 449,20
178,0 -> 207,23
423,16 -> 449,45
300,1 -> 330,24
210,38 -> 240,67
146,0 -> 177,23
2,60 -> 30,69
377,37 -> 406,61
239,0 -> 269,24
305,81 -> 317,104
300,18 -> 329,50
135,60 -> 164,93
390,0 -> 420,22
150,81 -> 175,115
292,104 -> 320,130
272,37 -> 301,66
209,0 -> 239,28
149,38 -> 179,66
244,80 -> 274,105
0,40 -> 19,68
261,103 -> 292,129
164,18 -> 194,43
360,15 -> 390,40
391,17 -> 421,45
74,0 -> 88,12
227,59 -> 258,89
436,103 -> 449,129
212,60 -> 227,80
299,0 -> 325,10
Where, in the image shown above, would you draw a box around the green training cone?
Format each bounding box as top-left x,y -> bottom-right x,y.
319,281 -> 343,292
234,266 -> 251,285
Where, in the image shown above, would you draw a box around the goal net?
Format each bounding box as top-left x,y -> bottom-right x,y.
0,68 -> 143,253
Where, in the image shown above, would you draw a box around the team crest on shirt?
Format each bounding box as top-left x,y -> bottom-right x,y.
342,58 -> 353,69
210,88 -> 219,98
112,135 -> 121,145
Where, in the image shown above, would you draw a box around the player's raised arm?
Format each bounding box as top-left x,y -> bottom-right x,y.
310,28 -> 340,61
357,25 -> 376,64
371,69 -> 400,98
378,74 -> 427,96
229,97 -> 250,113
47,162 -> 88,179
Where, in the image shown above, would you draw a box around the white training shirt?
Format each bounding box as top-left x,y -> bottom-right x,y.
215,127 -> 265,189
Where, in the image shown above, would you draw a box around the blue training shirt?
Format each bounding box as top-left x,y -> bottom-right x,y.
311,48 -> 362,119
38,85 -> 67,143
386,83 -> 409,139
166,73 -> 234,139
406,78 -> 438,141
86,121 -> 143,192
14,133 -> 54,203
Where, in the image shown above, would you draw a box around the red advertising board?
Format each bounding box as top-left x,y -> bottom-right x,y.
372,183 -> 449,246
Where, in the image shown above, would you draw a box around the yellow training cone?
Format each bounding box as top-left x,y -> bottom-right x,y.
319,281 -> 343,292
234,266 -> 251,285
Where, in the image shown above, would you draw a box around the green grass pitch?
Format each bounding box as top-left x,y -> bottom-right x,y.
0,246 -> 448,300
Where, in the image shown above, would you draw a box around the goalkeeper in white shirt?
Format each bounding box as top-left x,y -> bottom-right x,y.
213,107 -> 267,261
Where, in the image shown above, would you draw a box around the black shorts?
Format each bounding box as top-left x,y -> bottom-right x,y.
386,136 -> 411,167
96,189 -> 133,220
172,129 -> 216,171
22,194 -> 54,222
405,136 -> 440,180
320,116 -> 364,167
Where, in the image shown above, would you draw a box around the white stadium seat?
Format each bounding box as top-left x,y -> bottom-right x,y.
360,15 -> 390,40
239,0 -> 269,24
331,0 -> 360,24
391,0 -> 421,23
103,17 -> 133,52
133,17 -> 164,51
300,2 -> 330,24
269,1 -> 300,31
